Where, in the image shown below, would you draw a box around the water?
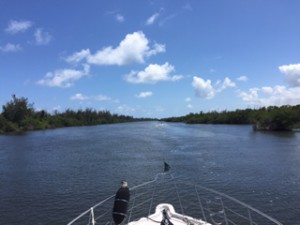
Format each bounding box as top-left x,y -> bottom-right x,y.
0,121 -> 299,225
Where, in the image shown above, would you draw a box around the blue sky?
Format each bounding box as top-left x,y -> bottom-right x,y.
1,0 -> 300,118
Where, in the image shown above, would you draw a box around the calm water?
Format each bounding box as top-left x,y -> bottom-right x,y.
0,121 -> 299,225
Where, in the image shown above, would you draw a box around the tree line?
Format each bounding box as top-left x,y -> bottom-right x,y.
0,95 -> 141,133
1,95 -> 299,133
162,105 -> 300,131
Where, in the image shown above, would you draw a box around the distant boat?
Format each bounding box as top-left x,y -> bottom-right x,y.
155,122 -> 165,128
67,164 -> 282,225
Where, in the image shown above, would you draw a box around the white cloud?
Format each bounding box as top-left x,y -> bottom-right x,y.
5,20 -> 33,34
70,93 -> 111,101
37,64 -> 90,88
170,74 -> 183,81
237,88 -> 259,103
115,14 -> 125,23
237,75 -> 248,82
125,62 -> 182,84
146,13 -> 159,25
67,31 -> 165,65
136,91 -> 153,98
261,86 -> 273,94
223,77 -> 236,87
192,76 -> 215,99
279,63 -> 300,87
34,28 -> 52,45
238,86 -> 300,106
70,93 -> 89,100
237,63 -> 300,106
145,42 -> 165,57
66,49 -> 91,63
192,76 -> 236,99
215,77 -> 236,92
0,43 -> 22,52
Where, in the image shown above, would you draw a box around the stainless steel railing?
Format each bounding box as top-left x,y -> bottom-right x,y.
67,173 -> 282,225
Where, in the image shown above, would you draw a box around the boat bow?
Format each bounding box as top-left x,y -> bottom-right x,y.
67,173 -> 282,225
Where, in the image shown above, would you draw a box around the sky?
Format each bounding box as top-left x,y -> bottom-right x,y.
1,0 -> 300,118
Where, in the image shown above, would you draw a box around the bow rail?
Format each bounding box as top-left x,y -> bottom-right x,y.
67,173 -> 282,225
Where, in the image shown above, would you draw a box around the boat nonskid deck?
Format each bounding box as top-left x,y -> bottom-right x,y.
128,203 -> 211,225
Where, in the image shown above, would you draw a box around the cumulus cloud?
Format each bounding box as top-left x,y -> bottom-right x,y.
261,86 -> 273,94
136,91 -> 153,98
66,31 -> 165,66
237,63 -> 300,107
215,77 -> 236,92
87,31 -> 165,65
5,20 -> 33,34
34,28 -> 52,45
192,76 -> 215,99
279,63 -> 300,87
146,43 -> 165,57
0,43 -> 22,52
238,86 -> 300,106
125,62 -> 182,84
223,77 -> 236,87
146,13 -> 159,25
37,64 -> 90,88
192,76 -> 235,99
238,88 -> 259,103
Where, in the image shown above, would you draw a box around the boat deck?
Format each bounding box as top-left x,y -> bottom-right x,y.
128,204 -> 211,225
67,172 -> 283,225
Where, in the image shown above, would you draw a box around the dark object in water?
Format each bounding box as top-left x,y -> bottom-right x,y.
112,181 -> 130,225
164,162 -> 171,172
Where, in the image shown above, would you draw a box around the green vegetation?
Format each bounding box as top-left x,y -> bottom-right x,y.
251,106 -> 300,131
163,105 -> 300,131
1,95 -> 299,133
0,95 -> 140,134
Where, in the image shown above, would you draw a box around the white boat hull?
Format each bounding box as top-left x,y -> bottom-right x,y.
128,203 -> 211,225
